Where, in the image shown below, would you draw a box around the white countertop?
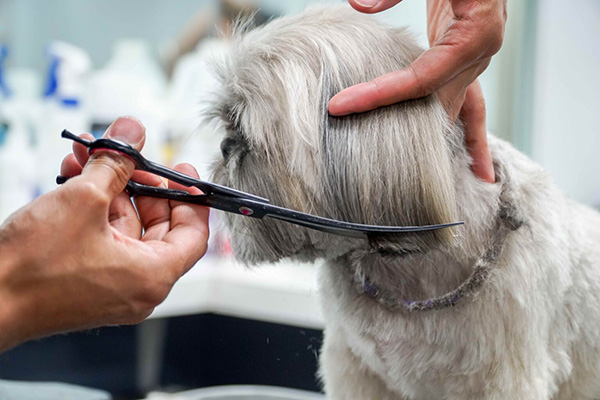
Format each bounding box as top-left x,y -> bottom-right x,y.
150,255 -> 325,330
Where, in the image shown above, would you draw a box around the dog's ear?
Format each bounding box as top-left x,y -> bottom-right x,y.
318,74 -> 460,248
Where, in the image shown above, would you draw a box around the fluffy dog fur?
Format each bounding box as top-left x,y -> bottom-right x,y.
211,5 -> 600,399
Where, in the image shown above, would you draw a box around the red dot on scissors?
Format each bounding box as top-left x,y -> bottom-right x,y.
240,207 -> 254,216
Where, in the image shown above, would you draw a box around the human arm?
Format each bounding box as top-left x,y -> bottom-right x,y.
0,117 -> 209,352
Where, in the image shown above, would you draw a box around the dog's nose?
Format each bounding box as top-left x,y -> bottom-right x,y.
220,137 -> 237,159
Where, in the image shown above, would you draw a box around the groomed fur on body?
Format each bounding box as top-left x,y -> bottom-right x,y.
211,5 -> 600,399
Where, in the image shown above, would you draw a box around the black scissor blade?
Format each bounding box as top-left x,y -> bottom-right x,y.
206,194 -> 463,238
124,183 -> 464,238
264,210 -> 464,238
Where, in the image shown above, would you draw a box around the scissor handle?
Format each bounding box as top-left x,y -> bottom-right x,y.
61,130 -> 269,203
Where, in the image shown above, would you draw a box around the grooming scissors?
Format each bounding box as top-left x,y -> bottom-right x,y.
56,130 -> 463,239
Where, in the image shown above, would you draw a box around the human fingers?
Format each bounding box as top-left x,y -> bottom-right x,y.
329,0 -> 505,116
60,153 -> 83,178
158,163 -> 210,276
329,41 -> 483,116
62,142 -> 142,236
436,59 -> 490,120
460,81 -> 495,183
167,164 -> 204,196
108,191 -> 142,238
134,171 -> 172,242
80,117 -> 146,201
348,0 -> 403,14
73,133 -> 94,167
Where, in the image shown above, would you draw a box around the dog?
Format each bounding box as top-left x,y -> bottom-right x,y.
210,5 -> 600,399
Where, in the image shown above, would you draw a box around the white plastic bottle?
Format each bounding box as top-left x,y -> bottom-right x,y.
0,45 -> 37,221
35,41 -> 91,194
87,39 -> 167,163
0,108 -> 37,221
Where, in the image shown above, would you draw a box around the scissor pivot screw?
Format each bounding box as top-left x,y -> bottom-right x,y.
239,207 -> 254,216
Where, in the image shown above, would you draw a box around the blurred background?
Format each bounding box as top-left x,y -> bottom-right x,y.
0,0 -> 598,399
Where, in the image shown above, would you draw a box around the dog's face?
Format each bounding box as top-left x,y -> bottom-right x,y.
211,5 -> 460,264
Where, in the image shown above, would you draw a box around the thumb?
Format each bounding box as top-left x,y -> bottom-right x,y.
81,117 -> 147,200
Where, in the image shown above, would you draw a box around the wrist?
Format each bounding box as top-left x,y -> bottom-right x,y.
0,239 -> 30,352
0,236 -> 33,353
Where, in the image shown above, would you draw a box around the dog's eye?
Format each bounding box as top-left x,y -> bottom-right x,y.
220,136 -> 238,159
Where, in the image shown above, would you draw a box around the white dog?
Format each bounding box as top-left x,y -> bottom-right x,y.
211,5 -> 600,399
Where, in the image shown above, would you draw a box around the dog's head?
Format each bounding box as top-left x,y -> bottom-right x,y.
211,5 -> 460,264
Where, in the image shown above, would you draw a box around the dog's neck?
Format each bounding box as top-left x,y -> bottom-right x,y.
341,149 -> 524,311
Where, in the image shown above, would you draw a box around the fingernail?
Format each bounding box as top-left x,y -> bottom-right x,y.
105,116 -> 145,147
328,95 -> 353,116
471,158 -> 496,184
488,166 -> 497,184
353,0 -> 379,8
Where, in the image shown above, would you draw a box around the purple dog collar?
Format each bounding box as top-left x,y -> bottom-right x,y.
358,187 -> 523,312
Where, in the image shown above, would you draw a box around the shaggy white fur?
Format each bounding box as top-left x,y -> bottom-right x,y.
210,5 -> 600,399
